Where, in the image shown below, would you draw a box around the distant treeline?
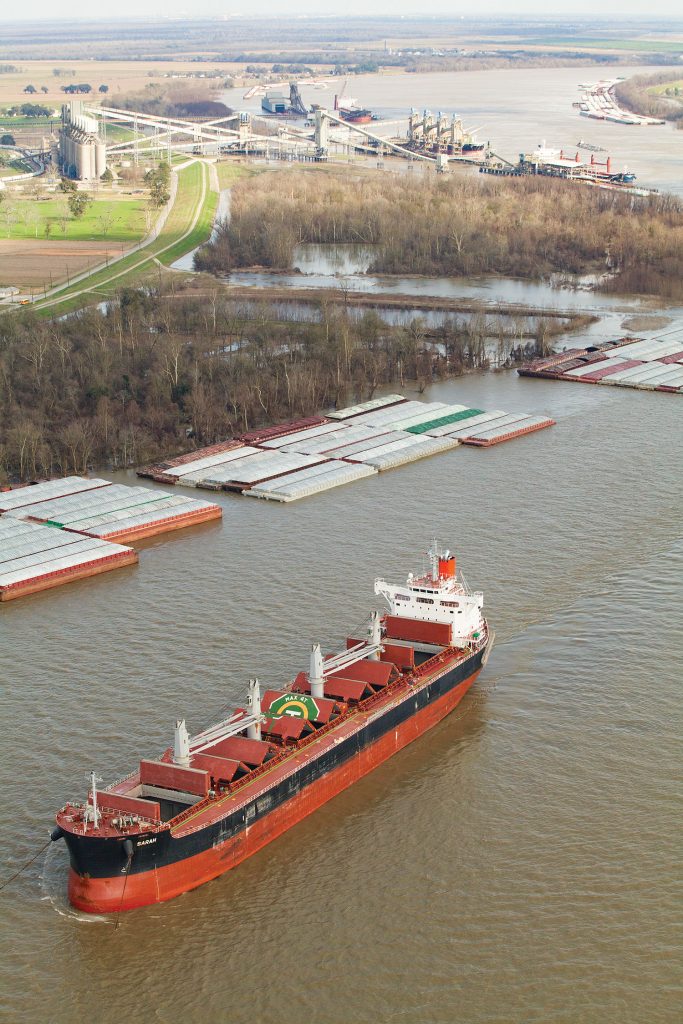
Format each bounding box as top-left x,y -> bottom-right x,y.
110,82 -> 232,120
614,71 -> 683,125
3,103 -> 53,118
195,168 -> 683,300
0,290 -> 545,482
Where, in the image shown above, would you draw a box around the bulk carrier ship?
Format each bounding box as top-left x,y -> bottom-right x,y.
52,544 -> 493,913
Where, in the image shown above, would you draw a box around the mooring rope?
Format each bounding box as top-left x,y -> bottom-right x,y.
0,839 -> 52,893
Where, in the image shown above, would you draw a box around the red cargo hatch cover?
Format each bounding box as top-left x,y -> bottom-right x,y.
139,760 -> 210,796
263,716 -> 309,740
294,673 -> 368,703
347,636 -> 415,671
191,752 -> 241,784
206,734 -> 273,766
329,659 -> 394,687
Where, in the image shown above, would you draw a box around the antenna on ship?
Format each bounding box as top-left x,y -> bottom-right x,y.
429,538 -> 440,583
309,643 -> 325,700
247,679 -> 262,740
173,720 -> 191,767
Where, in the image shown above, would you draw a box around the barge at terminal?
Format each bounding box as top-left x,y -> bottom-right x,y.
577,79 -> 665,126
52,543 -> 493,912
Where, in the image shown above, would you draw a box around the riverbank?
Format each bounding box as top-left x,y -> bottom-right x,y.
614,70 -> 683,126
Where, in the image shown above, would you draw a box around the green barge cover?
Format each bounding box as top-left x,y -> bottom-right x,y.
406,408 -> 483,434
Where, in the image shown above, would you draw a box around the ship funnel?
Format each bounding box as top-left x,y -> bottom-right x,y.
439,556 -> 456,579
173,719 -> 191,767
309,643 -> 325,700
247,678 -> 262,740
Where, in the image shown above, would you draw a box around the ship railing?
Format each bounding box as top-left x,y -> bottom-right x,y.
358,645 -> 466,712
102,769 -> 139,793
95,803 -> 164,830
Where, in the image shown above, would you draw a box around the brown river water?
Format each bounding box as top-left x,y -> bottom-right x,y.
1,358 -> 682,1022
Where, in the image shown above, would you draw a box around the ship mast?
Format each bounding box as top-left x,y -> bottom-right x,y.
247,679 -> 262,740
85,771 -> 102,831
429,538 -> 443,582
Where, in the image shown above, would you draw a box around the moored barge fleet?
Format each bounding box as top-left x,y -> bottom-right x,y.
52,543 -> 493,912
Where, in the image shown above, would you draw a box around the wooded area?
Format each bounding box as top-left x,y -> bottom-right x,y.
614,70 -> 683,125
0,288 -> 549,482
196,168 -> 683,299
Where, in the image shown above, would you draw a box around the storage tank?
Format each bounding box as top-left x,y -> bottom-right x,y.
85,143 -> 96,181
95,142 -> 106,179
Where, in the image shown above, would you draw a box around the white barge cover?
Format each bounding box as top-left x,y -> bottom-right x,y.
0,476 -> 110,513
0,518 -> 134,593
247,461 -> 376,502
327,395 -> 407,420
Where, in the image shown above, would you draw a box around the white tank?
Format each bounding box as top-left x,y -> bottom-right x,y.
85,143 -> 96,180
95,142 -> 106,179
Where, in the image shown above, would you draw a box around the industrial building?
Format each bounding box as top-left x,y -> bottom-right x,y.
59,101 -> 107,181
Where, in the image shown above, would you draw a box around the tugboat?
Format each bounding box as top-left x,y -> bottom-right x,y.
52,543 -> 493,912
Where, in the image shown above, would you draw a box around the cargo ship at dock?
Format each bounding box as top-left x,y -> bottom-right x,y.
333,92 -> 375,124
52,544 -> 493,913
481,144 -> 640,190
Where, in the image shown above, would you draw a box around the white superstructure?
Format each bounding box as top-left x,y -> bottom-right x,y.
374,542 -> 484,644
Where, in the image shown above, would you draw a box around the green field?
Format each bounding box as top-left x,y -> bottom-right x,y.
33,160 -> 214,314
531,37 -> 683,53
157,169 -> 218,267
0,116 -> 57,128
2,197 -> 147,242
23,161 -> 256,316
103,123 -> 144,143
650,78 -> 683,95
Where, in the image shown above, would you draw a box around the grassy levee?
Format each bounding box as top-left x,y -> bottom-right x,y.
156,164 -> 218,267
32,160 -> 215,316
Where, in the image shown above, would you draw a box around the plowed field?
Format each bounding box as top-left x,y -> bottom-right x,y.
0,239 -> 125,289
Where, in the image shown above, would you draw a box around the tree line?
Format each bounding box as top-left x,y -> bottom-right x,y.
0,288 -> 548,483
614,71 -> 683,126
195,167 -> 683,300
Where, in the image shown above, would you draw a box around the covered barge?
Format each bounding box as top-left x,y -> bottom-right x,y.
519,336 -> 683,394
139,397 -> 555,501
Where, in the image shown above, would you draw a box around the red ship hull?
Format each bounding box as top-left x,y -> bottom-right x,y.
67,664 -> 481,913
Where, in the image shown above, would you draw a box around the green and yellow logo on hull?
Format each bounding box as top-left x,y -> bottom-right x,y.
267,694 -> 320,720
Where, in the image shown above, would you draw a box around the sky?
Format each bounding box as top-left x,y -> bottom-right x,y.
1,2 -> 682,20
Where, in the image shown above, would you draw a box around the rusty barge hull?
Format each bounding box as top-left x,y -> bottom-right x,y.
0,547 -> 138,602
